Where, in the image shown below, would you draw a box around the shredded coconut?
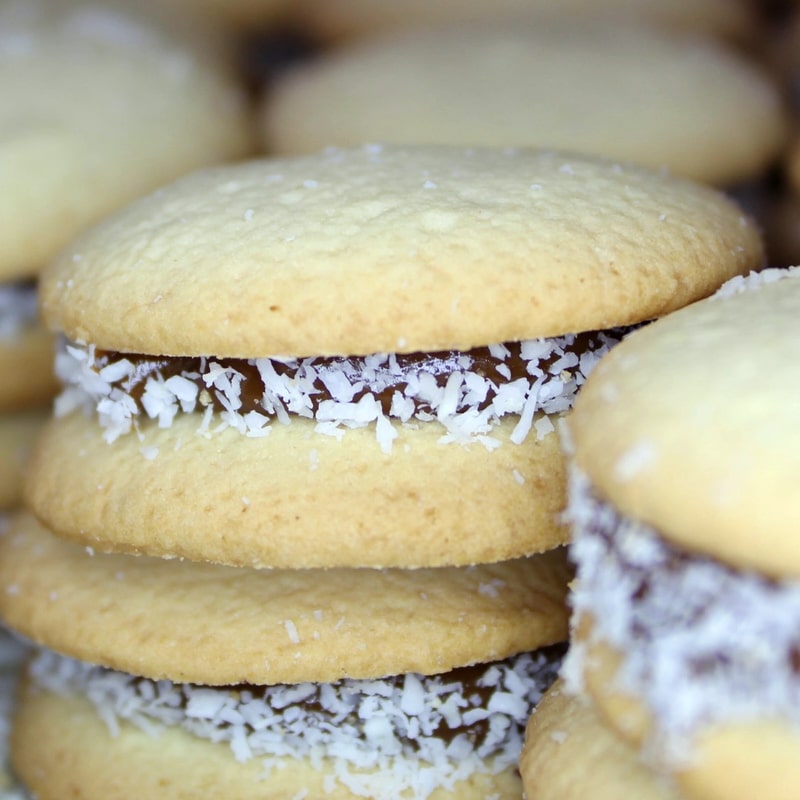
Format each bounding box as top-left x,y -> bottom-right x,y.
29,648 -> 562,799
564,468 -> 800,766
55,331 -> 624,450
711,266 -> 800,300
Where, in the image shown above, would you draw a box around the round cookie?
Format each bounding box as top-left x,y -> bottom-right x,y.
40,147 -> 762,357
262,23 -> 786,186
27,146 -> 764,569
564,268 -> 800,800
520,681 -> 682,800
294,0 -> 756,43
0,0 -> 254,282
0,512 -> 570,684
11,669 -> 530,800
569,267 -> 800,576
24,413 -> 566,569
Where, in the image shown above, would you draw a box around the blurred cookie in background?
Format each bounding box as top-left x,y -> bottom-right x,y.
260,22 -> 786,188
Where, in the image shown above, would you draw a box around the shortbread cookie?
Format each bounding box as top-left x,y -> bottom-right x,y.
26,146 -> 763,568
0,512 -> 570,684
520,681 -> 682,800
12,643 -> 562,800
0,0 -> 253,282
295,0 -> 755,43
564,268 -> 800,800
262,23 -> 785,186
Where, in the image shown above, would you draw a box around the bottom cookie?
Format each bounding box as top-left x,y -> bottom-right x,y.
520,681 -> 681,800
12,647 -> 563,800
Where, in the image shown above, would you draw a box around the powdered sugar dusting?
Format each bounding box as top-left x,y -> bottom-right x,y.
29,648 -> 562,799
564,468 -> 800,765
54,331 -> 624,450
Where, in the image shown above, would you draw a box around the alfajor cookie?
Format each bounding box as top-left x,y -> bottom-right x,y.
294,0 -> 756,43
564,267 -> 800,800
261,22 -> 786,187
26,145 -> 763,569
520,681 -> 682,800
1,512 -> 570,799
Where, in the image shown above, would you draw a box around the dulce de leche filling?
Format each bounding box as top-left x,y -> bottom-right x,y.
55,329 -> 627,450
564,469 -> 800,765
31,646 -> 563,799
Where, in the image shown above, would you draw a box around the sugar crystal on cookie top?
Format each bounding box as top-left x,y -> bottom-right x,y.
30,646 -> 562,799
564,469 -> 800,765
54,329 -> 625,451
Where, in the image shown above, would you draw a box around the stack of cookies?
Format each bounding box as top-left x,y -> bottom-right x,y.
522,268 -> 800,800
0,144 -> 764,798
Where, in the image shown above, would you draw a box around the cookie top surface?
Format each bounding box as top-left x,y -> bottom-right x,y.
0,0 -> 253,281
262,23 -> 785,186
296,0 -> 755,42
40,145 -> 763,358
0,512 -> 570,685
569,268 -> 800,575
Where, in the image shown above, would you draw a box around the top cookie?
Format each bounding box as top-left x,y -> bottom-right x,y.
0,0 -> 254,281
40,145 -> 762,358
569,268 -> 800,577
262,23 -> 785,186
295,0 -> 755,42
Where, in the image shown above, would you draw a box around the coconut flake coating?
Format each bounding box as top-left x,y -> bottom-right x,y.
0,284 -> 37,340
564,469 -> 800,764
29,647 -> 562,799
54,330 -> 623,449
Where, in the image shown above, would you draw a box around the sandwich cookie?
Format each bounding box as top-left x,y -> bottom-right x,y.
294,0 -> 755,44
261,22 -> 786,187
1,512 -> 570,799
520,681 -> 682,800
564,267 -> 800,800
26,145 -> 763,569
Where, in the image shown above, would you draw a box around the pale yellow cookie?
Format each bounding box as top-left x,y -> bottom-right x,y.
0,411 -> 46,511
0,0 -> 253,281
262,23 -> 786,187
11,680 -> 524,800
25,412 -> 568,569
295,0 -> 755,43
520,680 -> 682,800
0,512 -> 570,684
570,267 -> 800,576
40,147 -> 762,357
